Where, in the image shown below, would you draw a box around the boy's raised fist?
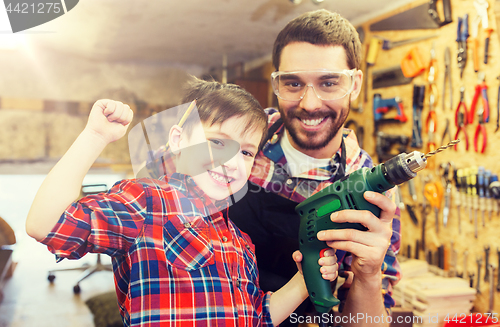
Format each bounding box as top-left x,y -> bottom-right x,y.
85,99 -> 134,144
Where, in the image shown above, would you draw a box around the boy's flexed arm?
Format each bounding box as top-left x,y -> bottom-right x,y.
26,100 -> 133,241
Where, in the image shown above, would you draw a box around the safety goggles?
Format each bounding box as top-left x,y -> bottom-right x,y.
270,69 -> 357,101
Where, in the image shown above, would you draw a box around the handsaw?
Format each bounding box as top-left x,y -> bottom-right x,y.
370,0 -> 452,31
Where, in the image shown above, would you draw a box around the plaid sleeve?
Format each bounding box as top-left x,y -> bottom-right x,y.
40,179 -> 148,261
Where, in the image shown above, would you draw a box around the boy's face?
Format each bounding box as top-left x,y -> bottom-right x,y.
172,116 -> 261,202
277,42 -> 362,158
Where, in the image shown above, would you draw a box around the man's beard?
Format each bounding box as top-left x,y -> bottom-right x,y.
279,101 -> 350,151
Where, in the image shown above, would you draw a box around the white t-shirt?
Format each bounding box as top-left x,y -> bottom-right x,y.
280,131 -> 331,177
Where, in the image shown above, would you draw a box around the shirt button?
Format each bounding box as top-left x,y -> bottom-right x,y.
222,236 -> 228,242
245,244 -> 251,250
236,279 -> 241,287
286,179 -> 293,185
183,222 -> 190,228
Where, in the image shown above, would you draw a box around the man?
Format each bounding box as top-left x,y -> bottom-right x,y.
229,9 -> 400,327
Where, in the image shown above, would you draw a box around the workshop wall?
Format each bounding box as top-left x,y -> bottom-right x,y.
352,0 -> 500,315
0,47 -> 200,167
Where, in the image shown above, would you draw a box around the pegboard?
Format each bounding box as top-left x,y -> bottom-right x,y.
351,0 -> 500,315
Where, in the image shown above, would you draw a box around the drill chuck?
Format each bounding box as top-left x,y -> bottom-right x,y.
383,151 -> 427,185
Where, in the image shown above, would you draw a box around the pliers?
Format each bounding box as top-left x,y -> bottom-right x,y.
456,14 -> 469,79
474,109 -> 487,153
455,87 -> 469,127
455,88 -> 470,151
469,72 -> 490,123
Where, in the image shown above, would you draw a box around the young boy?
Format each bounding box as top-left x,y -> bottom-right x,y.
26,78 -> 338,327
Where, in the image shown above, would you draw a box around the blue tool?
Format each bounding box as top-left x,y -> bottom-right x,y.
373,94 -> 408,133
456,14 -> 469,78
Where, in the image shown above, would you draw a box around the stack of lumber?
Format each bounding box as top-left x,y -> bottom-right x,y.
393,259 -> 476,327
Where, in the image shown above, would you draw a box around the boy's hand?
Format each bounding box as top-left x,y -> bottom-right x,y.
293,249 -> 338,281
85,99 -> 134,144
317,191 -> 395,283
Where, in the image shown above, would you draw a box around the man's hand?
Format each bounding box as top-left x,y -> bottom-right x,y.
85,99 -> 134,145
316,191 -> 396,282
293,249 -> 338,281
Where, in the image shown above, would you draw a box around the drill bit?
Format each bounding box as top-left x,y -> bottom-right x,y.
423,140 -> 460,158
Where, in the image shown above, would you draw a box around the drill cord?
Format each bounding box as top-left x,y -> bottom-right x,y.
423,139 -> 460,158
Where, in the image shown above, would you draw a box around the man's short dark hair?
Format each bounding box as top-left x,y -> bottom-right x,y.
180,77 -> 268,148
272,9 -> 362,70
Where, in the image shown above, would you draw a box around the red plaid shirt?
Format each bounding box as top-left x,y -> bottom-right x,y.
249,109 -> 401,310
40,173 -> 274,327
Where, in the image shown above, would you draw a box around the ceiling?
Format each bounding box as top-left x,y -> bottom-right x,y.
21,0 -> 412,70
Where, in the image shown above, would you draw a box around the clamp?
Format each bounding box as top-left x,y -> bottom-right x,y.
469,72 -> 490,124
456,14 -> 469,79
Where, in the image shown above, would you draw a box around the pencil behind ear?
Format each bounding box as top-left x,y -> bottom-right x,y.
169,125 -> 183,155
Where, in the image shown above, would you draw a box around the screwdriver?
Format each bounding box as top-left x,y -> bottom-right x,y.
465,168 -> 473,223
478,166 -> 486,227
470,166 -> 479,238
454,169 -> 463,233
485,170 -> 492,221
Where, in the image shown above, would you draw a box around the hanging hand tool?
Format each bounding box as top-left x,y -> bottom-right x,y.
469,72 -> 490,124
471,166 -> 479,238
465,168 -> 473,223
463,250 -> 469,279
426,45 -> 438,168
369,0 -> 452,31
488,264 -> 495,314
456,14 -> 469,79
484,246 -> 491,282
365,38 -> 382,103
373,94 -> 408,134
454,168 -> 463,234
450,241 -> 457,277
421,176 -> 431,254
408,178 -> 418,202
478,167 -> 486,227
455,88 -> 470,151
474,109 -> 488,153
406,204 -> 419,226
442,118 -> 453,145
425,181 -> 444,234
473,0 -> 492,65
443,47 -> 453,112
485,170 -> 493,221
411,85 -> 426,148
490,175 -> 500,218
440,162 -> 453,228
496,76 -> 500,133
477,257 -> 482,293
378,34 -> 439,50
497,249 -> 500,292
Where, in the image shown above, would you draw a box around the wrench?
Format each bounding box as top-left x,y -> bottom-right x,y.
477,257 -> 482,293
484,246 -> 490,282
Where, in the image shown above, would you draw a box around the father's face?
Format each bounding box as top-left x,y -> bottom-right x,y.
277,42 -> 362,157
